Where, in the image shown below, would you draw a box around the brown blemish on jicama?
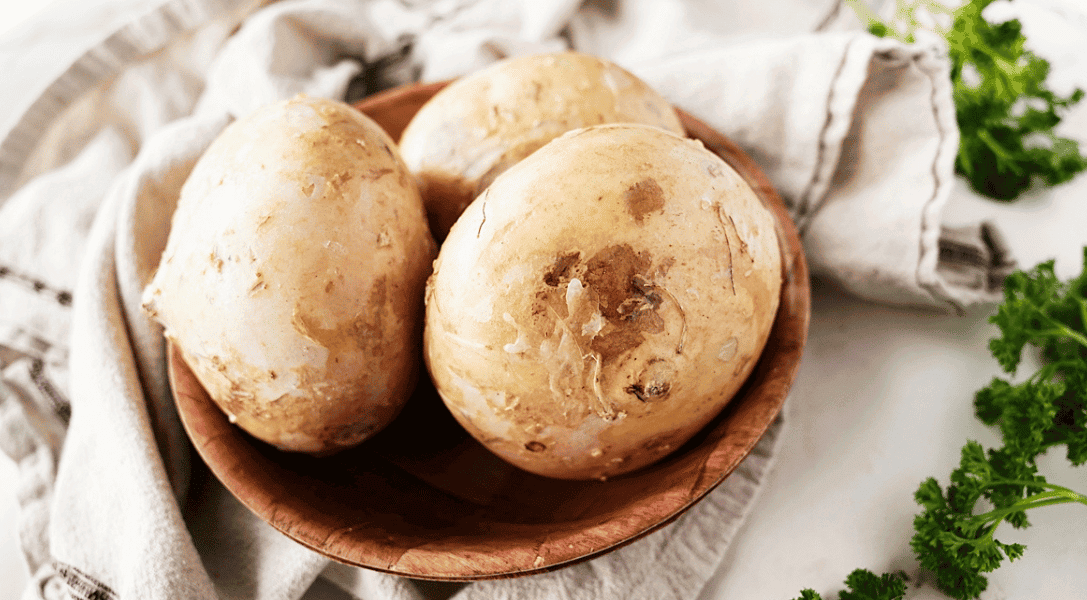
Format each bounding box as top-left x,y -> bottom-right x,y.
528,244 -> 677,367
537,243 -> 687,410
624,178 -> 665,223
582,244 -> 662,363
543,251 -> 581,287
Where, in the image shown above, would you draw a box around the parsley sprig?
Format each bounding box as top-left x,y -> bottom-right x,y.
794,249 -> 1087,600
849,0 -> 1087,200
795,570 -> 908,600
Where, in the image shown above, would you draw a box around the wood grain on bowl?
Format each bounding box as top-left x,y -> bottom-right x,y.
167,81 -> 810,581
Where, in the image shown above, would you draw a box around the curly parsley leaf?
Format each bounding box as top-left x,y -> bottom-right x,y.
850,0 -> 1087,201
981,247 -> 1087,466
840,570 -> 909,600
792,569 -> 907,600
910,442 -> 1085,600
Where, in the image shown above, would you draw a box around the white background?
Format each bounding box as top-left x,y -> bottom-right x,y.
1,1 -> 1085,599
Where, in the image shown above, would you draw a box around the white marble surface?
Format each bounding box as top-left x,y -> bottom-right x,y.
1,1 -> 1086,599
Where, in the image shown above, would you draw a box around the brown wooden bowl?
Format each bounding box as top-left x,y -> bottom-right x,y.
168,81 -> 810,581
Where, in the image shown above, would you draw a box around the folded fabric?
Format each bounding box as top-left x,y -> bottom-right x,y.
0,0 -> 1017,599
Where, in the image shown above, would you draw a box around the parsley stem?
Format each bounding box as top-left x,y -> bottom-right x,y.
983,479 -> 1084,496
1076,297 -> 1087,341
980,495 -> 1085,531
970,487 -> 1087,539
1052,322 -> 1087,350
976,129 -> 1023,174
1029,308 -> 1087,350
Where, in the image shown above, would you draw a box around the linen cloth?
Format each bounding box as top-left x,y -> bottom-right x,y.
0,0 -> 1016,599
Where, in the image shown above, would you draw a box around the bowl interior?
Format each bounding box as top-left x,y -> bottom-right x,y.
168,81 -> 811,581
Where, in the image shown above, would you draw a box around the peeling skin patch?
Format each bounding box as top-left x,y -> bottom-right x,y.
250,272 -> 267,293
624,178 -> 665,223
365,168 -> 394,180
291,277 -> 387,354
544,251 -> 581,286
717,337 -> 738,362
376,228 -> 392,247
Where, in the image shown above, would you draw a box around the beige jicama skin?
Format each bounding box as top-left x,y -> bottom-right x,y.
143,95 -> 436,454
425,124 -> 783,480
398,51 -> 685,240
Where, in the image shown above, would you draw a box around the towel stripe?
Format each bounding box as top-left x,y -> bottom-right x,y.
0,263 -> 73,307
53,562 -> 118,600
